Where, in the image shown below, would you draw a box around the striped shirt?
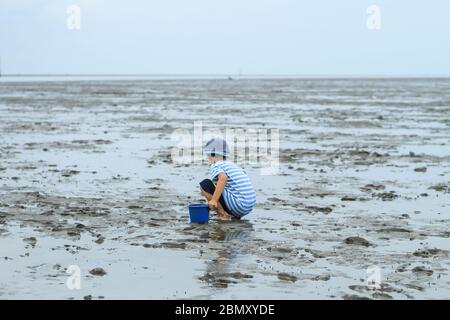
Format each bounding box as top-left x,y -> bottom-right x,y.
210,160 -> 256,217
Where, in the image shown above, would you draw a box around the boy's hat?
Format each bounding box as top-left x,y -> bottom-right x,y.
204,138 -> 230,156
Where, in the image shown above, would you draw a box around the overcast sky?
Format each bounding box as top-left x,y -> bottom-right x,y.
1,0 -> 449,75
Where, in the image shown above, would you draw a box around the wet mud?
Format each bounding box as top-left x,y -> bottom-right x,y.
0,78 -> 449,299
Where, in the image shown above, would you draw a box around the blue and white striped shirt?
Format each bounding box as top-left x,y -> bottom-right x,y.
210,160 -> 256,217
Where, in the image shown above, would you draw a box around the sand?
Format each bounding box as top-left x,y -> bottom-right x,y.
0,78 -> 449,299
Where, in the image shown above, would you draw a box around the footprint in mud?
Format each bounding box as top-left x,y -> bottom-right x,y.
373,191 -> 398,201
267,247 -> 294,254
304,248 -> 328,259
413,248 -> 448,258
112,175 -> 130,181
342,294 -> 371,300
349,283 -> 403,298
199,272 -> 253,289
89,268 -> 107,276
277,272 -> 297,282
305,206 -> 333,214
310,275 -> 331,281
411,266 -> 434,276
127,205 -> 143,209
341,196 -> 357,201
429,183 -> 449,193
405,283 -> 425,292
372,292 -> 393,300
60,170 -> 80,177
143,242 -> 187,249
376,227 -> 412,234
23,237 -> 37,247
95,235 -> 105,244
344,236 -> 371,247
360,184 -> 386,192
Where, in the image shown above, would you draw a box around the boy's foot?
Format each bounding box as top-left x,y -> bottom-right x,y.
217,213 -> 233,221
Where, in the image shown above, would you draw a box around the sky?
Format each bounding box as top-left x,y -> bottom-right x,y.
1,0 -> 450,76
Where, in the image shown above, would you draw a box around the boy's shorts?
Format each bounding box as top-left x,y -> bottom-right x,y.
199,179 -> 239,218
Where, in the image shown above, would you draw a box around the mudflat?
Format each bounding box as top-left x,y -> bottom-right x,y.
0,78 -> 449,299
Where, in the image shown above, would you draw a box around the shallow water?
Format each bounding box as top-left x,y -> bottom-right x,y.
0,78 -> 449,299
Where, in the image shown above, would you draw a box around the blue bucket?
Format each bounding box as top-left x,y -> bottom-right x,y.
188,204 -> 210,223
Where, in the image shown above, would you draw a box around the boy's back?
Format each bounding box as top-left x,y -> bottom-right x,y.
210,160 -> 256,216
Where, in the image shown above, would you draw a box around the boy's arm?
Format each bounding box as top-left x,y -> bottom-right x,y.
209,173 -> 228,208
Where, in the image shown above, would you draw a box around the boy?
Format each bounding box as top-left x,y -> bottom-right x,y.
199,138 -> 256,221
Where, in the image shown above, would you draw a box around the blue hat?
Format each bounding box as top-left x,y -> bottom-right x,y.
204,138 -> 230,156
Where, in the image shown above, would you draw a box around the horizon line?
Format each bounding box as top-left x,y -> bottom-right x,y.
1,73 -> 450,79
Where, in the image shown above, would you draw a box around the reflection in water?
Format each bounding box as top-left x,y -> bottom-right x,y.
199,220 -> 254,288
209,220 -> 253,242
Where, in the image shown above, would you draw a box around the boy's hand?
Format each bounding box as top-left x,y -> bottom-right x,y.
208,199 -> 218,210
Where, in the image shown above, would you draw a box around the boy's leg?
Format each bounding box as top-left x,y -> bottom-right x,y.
199,186 -> 232,220
199,179 -> 235,220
